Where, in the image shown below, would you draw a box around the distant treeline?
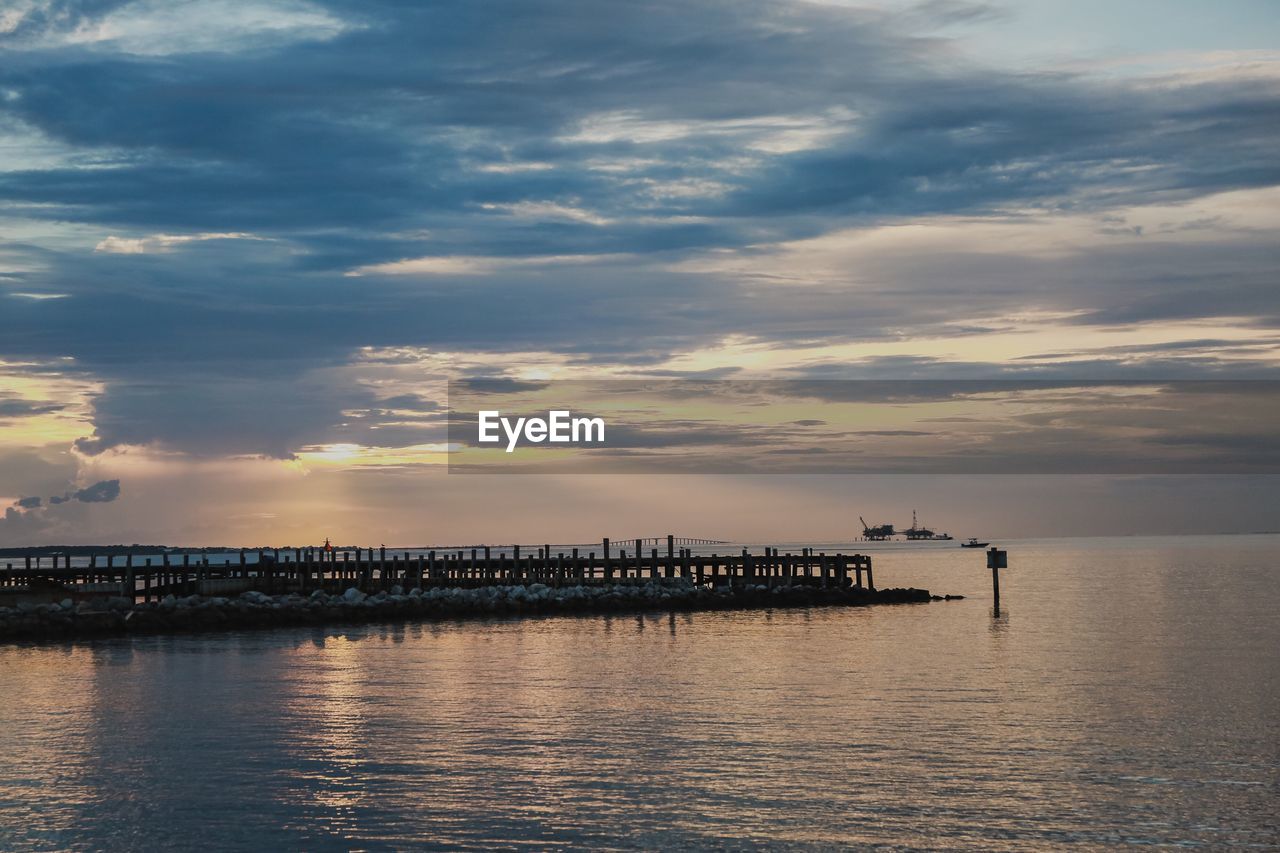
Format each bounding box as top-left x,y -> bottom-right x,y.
0,545 -> 281,557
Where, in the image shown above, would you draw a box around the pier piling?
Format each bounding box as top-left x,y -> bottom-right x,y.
0,535 -> 901,612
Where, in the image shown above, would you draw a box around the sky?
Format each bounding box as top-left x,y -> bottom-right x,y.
1,0 -> 1278,545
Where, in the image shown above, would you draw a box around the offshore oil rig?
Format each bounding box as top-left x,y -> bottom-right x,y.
859,516 -> 896,541
860,510 -> 952,541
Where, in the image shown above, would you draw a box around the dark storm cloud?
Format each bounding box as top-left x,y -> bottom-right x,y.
72,371 -> 380,458
4,479 -> 120,543
376,394 -> 441,412
720,79 -> 1280,220
70,478 -> 120,502
48,479 -> 121,504
454,379 -> 553,395
0,397 -> 64,418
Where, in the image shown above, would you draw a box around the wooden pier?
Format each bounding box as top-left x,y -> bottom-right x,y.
1,536 -> 874,605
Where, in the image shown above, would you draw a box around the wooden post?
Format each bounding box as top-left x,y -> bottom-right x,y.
602,538 -> 611,583
667,534 -> 675,578
987,547 -> 1007,612
992,561 -> 1000,610
124,554 -> 134,604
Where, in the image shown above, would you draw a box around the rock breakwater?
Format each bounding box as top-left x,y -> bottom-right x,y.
0,579 -> 951,642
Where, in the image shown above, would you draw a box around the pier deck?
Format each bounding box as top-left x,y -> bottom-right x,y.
2,537 -> 874,604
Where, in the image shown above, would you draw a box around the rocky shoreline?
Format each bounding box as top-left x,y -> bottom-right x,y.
0,579 -> 958,642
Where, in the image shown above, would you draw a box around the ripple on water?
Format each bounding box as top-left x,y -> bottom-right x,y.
0,536 -> 1277,850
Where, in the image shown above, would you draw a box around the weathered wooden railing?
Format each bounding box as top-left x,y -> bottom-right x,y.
1,537 -> 874,604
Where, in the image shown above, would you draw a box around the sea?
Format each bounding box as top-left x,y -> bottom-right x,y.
1,535 -> 1277,850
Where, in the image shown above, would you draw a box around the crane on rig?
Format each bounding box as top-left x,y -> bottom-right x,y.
859,515 -> 896,540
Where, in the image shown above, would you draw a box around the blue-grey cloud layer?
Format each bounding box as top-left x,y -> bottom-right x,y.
4,2 -> 1278,254
1,0 -> 1279,457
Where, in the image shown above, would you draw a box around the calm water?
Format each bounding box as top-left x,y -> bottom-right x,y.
1,536 -> 1277,850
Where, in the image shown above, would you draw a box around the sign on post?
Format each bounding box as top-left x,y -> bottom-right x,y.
987,546 -> 1007,612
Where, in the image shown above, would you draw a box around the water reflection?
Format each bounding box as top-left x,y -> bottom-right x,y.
0,536 -> 1277,849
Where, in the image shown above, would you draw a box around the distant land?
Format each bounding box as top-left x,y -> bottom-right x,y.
0,545 -> 302,557
3,531 -> 1279,558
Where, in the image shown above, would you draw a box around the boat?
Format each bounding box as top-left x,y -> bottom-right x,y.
960,537 -> 989,548
932,532 -> 954,541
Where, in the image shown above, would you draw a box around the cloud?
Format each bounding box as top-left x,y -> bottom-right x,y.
47,478 -> 122,504
1,476 -> 121,549
0,0 -> 353,55
71,478 -> 120,502
0,0 -> 1277,472
0,396 -> 64,417
94,232 -> 263,254
2,1 -> 1277,260
6,291 -> 70,300
0,476 -> 123,542
71,371 -> 368,458
445,380 -> 1280,475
